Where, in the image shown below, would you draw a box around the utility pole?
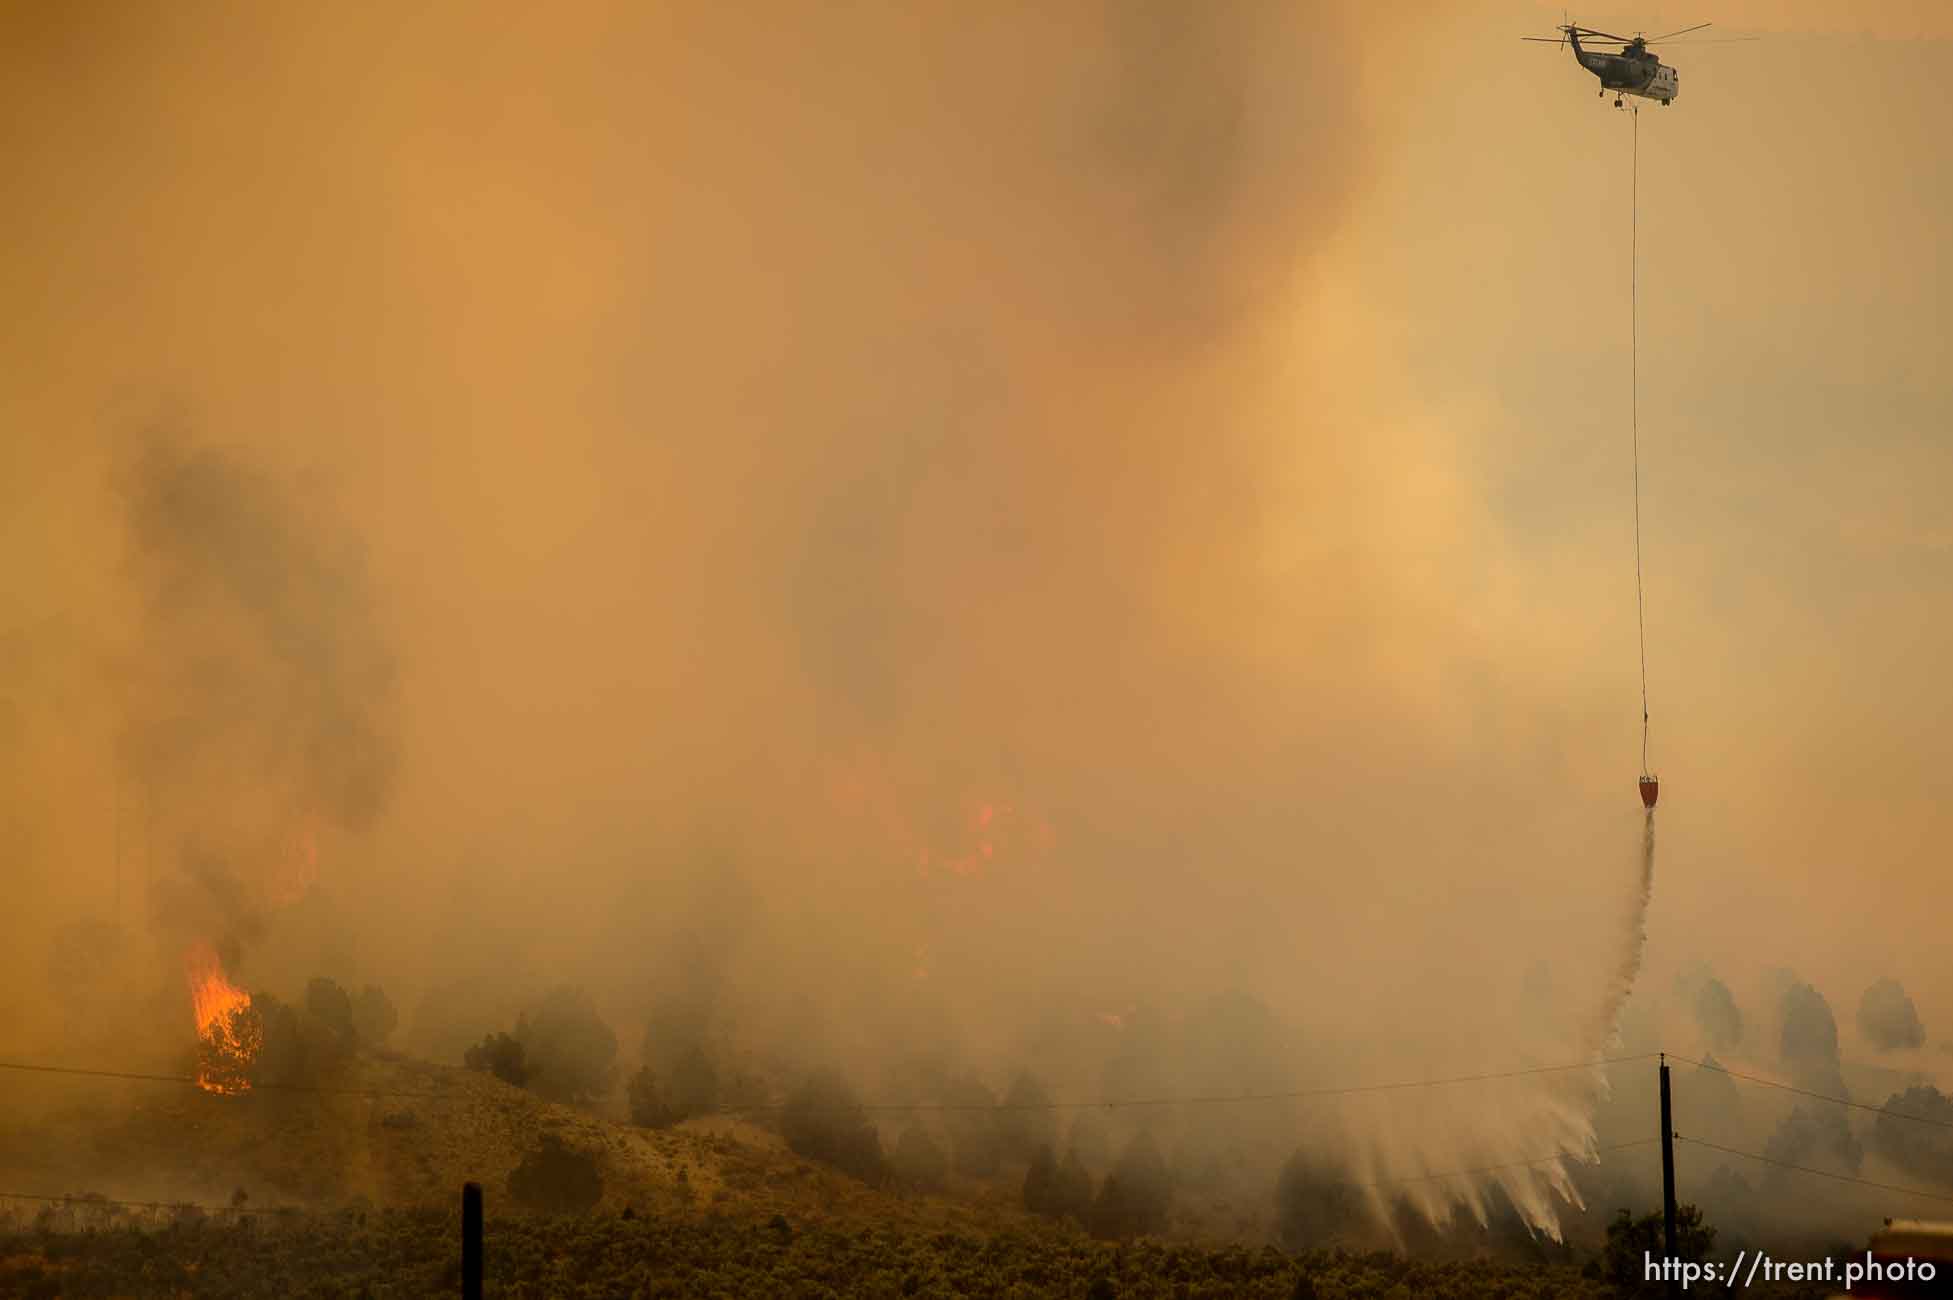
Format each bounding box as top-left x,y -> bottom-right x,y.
462,1182 -> 483,1300
1660,1052 -> 1679,1297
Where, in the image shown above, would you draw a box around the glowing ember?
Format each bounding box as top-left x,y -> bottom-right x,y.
184,942 -> 260,1094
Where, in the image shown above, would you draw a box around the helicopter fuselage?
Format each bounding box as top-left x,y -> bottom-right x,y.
1571,33 -> 1679,103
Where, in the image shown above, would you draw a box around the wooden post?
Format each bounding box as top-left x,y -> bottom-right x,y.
462,1182 -> 483,1300
1660,1054 -> 1678,1297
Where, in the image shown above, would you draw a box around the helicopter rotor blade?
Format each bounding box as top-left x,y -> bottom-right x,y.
1572,26 -> 1633,42
1648,35 -> 1759,44
1646,21 -> 1712,41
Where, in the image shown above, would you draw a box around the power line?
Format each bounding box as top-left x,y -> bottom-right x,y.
0,1060 -> 451,1102
1668,1055 -> 1953,1131
1675,1135 -> 1953,1206
1,1053 -> 1658,1114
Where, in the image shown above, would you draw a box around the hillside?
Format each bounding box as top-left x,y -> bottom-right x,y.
0,1052 -> 1855,1298
0,1051 -> 1028,1237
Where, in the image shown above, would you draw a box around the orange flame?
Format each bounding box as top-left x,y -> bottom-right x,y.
827,755 -> 1055,883
184,942 -> 258,1094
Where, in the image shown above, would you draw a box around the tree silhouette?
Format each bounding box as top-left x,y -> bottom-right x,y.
781,1069 -> 885,1185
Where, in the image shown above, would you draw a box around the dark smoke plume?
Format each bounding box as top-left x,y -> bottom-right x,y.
114,430 -> 399,944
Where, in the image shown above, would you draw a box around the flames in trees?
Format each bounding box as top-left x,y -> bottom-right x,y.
185,941 -> 260,1094
819,747 -> 1055,882
818,746 -> 1057,986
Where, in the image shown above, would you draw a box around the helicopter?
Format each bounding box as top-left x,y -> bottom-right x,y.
1523,21 -> 1745,108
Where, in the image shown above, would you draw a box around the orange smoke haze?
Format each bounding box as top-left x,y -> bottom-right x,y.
2,0 -> 1951,1242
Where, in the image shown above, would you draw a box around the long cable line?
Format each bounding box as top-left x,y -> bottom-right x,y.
1676,1135 -> 1953,1206
1668,1054 -> 1953,1131
1630,104 -> 1650,778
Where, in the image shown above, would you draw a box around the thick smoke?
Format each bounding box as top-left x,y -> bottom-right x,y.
0,0 -> 1735,1243
118,434 -> 397,830
116,433 -> 398,953
1588,813 -> 1658,1057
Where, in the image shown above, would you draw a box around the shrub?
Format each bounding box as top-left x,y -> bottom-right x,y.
1600,1205 -> 1715,1287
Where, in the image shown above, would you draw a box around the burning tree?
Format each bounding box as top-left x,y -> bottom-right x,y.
185,942 -> 262,1093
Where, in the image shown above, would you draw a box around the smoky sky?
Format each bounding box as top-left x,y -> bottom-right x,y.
5,0 -> 1953,1241
117,433 -> 397,834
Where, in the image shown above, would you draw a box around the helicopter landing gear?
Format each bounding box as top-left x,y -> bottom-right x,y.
1614,96 -> 1625,108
